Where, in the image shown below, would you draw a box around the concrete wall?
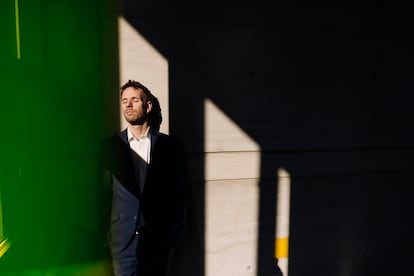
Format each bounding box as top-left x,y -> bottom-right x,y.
1,1 -> 412,275
120,1 -> 414,276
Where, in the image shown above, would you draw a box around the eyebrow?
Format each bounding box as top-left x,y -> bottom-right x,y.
122,96 -> 140,101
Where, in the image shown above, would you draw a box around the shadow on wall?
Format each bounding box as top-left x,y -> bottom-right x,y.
121,0 -> 414,276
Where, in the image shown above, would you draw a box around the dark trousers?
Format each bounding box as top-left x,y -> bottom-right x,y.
112,232 -> 172,276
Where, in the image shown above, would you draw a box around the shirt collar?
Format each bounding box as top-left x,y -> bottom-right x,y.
127,126 -> 151,142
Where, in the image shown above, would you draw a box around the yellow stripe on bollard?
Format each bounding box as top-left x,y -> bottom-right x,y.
274,237 -> 289,259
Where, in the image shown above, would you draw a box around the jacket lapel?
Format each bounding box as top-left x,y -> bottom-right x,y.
119,129 -> 128,145
114,129 -> 141,198
149,128 -> 159,159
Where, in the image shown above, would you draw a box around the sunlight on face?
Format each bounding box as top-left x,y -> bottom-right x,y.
121,87 -> 150,125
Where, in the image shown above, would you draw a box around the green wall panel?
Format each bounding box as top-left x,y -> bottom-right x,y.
0,0 -> 118,274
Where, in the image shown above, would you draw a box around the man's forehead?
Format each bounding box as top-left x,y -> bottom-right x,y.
121,87 -> 144,98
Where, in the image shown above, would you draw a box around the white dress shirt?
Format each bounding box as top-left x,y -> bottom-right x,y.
127,127 -> 151,164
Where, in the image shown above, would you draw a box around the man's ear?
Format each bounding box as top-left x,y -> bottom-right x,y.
146,101 -> 153,113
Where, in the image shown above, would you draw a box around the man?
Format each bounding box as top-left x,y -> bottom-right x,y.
102,80 -> 187,276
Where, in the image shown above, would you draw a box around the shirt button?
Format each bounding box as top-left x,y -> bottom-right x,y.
133,216 -> 137,220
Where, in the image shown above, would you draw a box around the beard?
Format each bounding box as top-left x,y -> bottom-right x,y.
124,111 -> 149,125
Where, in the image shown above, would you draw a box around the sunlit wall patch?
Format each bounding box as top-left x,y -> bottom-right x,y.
118,16 -> 169,134
204,98 -> 261,275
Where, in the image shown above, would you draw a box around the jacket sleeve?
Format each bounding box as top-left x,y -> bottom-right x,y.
96,138 -> 113,257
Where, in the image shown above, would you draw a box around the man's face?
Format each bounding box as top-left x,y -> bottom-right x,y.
121,87 -> 152,125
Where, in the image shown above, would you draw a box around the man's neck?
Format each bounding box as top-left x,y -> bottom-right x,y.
128,123 -> 150,139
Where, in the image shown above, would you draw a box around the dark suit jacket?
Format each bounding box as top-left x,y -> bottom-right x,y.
101,129 -> 187,257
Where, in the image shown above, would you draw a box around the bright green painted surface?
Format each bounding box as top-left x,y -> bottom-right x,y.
0,0 -> 119,274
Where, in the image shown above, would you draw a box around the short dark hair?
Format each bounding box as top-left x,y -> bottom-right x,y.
120,80 -> 163,131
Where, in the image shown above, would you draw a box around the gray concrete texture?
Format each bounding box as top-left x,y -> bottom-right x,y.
120,1 -> 414,275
